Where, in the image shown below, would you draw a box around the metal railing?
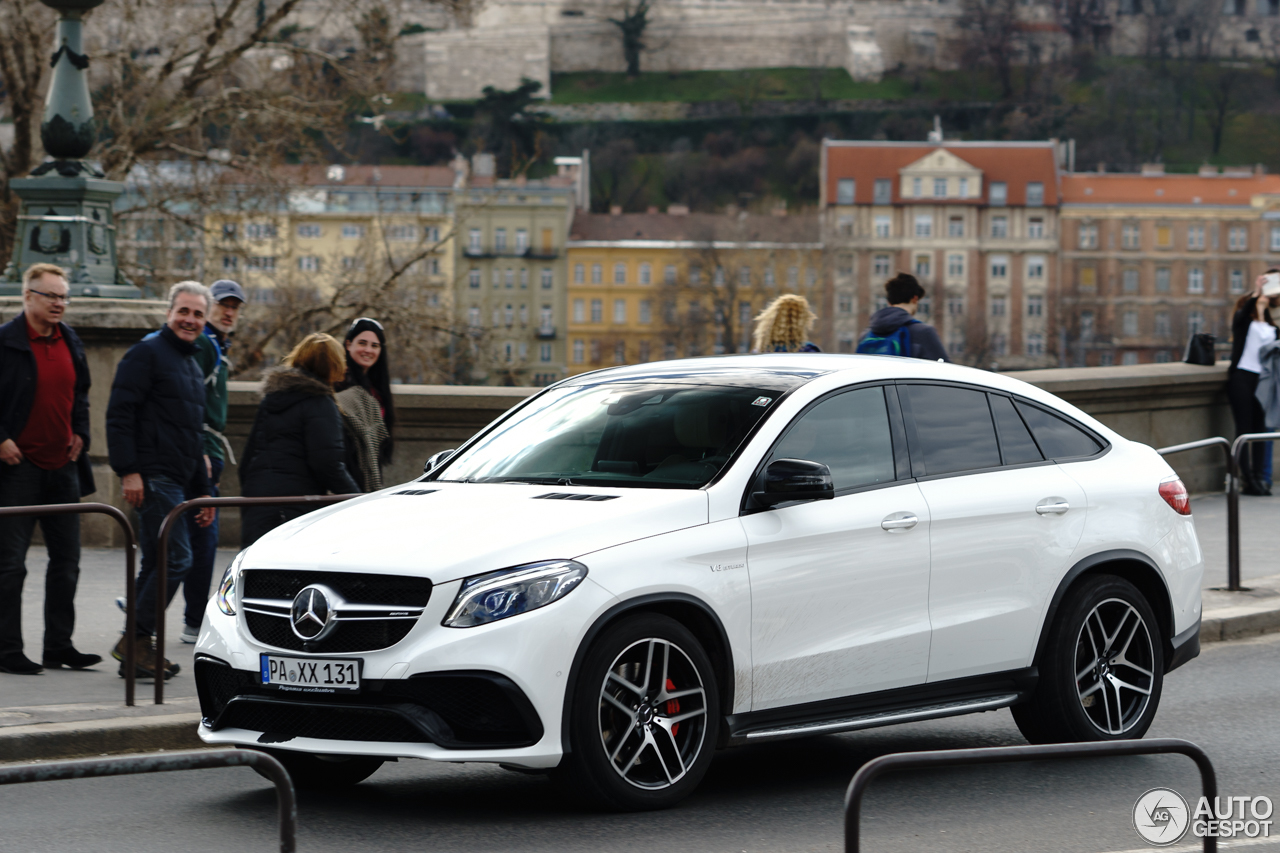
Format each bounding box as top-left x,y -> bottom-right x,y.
1157,433 -> 1280,591
150,494 -> 359,704
0,748 -> 296,852
0,502 -> 141,705
844,738 -> 1218,853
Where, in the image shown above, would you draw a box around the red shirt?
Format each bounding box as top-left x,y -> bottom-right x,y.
15,320 -> 76,470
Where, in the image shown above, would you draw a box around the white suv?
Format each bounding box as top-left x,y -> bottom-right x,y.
195,355 -> 1203,809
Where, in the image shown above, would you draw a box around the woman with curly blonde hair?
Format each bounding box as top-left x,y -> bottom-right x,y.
752,294 -> 821,353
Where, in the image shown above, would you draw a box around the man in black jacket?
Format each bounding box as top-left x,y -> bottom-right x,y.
0,264 -> 100,675
858,273 -> 950,362
106,281 -> 214,679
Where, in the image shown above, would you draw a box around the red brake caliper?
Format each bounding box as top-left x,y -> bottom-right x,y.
665,678 -> 680,736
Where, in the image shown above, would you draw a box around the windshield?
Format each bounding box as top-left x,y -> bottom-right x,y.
434,382 -> 791,489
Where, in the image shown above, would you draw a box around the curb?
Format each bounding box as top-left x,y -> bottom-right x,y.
0,713 -> 204,764
1200,606 -> 1280,643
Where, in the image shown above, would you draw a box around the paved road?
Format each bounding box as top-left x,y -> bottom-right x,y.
3,631 -> 1279,853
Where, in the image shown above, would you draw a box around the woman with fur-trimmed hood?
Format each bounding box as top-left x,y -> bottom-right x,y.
239,333 -> 360,547
752,294 -> 821,353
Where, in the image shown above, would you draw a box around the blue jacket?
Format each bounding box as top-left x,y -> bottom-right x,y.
106,325 -> 211,495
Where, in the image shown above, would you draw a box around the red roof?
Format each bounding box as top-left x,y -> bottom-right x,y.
823,142 -> 1060,206
274,164 -> 456,188
1061,172 -> 1280,205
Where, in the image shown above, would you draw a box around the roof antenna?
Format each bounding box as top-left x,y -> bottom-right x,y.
928,115 -> 943,144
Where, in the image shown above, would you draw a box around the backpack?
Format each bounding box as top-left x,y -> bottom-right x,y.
856,319 -> 919,357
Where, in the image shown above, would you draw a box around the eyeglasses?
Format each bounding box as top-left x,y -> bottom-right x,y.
28,288 -> 71,305
349,317 -> 383,330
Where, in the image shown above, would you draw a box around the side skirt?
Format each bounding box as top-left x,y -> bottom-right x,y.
722,668 -> 1037,746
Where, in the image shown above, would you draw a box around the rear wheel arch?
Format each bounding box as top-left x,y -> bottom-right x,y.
1034,550 -> 1175,673
560,594 -> 735,758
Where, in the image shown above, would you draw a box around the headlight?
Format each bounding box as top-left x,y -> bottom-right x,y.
443,560 -> 587,628
215,554 -> 243,616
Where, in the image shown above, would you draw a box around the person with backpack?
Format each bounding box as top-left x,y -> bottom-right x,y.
857,273 -> 950,362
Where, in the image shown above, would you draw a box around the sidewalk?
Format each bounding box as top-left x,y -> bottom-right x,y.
2,492 -> 1278,763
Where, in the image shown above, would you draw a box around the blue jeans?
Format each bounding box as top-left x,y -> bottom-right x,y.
183,457 -> 222,629
135,475 -> 192,638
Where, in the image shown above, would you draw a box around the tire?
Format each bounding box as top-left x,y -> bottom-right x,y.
1013,574 -> 1164,744
556,613 -> 720,811
244,747 -> 384,790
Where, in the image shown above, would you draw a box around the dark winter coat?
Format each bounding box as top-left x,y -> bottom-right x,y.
240,367 -> 360,498
106,325 -> 210,495
0,312 -> 95,495
864,306 -> 950,362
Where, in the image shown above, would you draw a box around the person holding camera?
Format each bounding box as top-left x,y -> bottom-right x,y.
1228,271 -> 1280,496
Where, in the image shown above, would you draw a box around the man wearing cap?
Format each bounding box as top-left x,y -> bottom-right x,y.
180,279 -> 244,643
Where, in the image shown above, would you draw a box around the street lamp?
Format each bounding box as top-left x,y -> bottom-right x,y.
0,0 -> 140,297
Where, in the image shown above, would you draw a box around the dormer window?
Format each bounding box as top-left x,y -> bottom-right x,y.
990,182 -> 1007,206
1026,182 -> 1044,206
836,178 -> 855,205
874,179 -> 892,205
913,177 -> 923,198
959,177 -> 969,197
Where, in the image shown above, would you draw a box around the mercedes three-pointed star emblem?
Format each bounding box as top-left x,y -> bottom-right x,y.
290,585 -> 337,641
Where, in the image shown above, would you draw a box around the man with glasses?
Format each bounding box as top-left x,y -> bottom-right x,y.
0,263 -> 100,675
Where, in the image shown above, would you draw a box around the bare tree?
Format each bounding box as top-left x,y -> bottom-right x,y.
608,0 -> 651,78
957,0 -> 1024,101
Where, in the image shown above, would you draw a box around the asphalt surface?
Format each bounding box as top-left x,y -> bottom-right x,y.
3,630 -> 1279,853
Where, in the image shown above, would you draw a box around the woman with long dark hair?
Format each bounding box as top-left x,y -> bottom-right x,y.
337,317 -> 395,491
1228,272 -> 1280,495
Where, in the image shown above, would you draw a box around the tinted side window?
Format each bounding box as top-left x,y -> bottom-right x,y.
989,394 -> 1043,465
1015,401 -> 1103,459
901,384 -> 1002,476
772,387 -> 895,490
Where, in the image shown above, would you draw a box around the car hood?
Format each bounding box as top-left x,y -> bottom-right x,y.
240,482 -> 710,583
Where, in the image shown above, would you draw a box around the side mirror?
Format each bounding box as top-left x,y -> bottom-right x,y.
423,449 -> 456,474
754,458 -> 835,507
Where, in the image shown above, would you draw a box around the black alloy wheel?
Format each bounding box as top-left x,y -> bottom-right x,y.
1013,574 -> 1164,744
557,613 -> 720,811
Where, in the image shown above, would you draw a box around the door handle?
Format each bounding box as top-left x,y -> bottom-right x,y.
881,512 -> 918,531
1036,500 -> 1070,515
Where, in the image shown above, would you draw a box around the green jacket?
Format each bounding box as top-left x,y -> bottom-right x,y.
195,328 -> 230,461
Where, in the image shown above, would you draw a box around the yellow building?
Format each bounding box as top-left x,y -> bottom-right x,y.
564,211 -> 826,373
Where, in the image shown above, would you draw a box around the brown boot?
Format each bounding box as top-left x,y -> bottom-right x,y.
115,635 -> 177,680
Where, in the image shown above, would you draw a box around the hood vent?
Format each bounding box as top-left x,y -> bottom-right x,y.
534,492 -> 618,502
396,489 -> 439,496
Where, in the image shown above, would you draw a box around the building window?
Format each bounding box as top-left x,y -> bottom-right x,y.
298,256 -> 321,272
918,297 -> 931,317
1189,309 -> 1205,335
838,291 -> 854,314
1122,223 -> 1140,250
714,266 -> 726,287
1026,182 -> 1044,207
504,304 -> 515,326
874,179 -> 892,205
1189,267 -> 1205,294
590,299 -> 602,323
425,226 -> 441,242
934,178 -> 947,198
221,256 -> 238,271
344,224 -> 366,240
1155,311 -> 1171,337
221,223 -> 237,241
613,299 -> 627,324
1156,267 -> 1171,292
573,263 -> 584,284
1123,311 -> 1139,336
1026,334 -> 1045,356
246,222 -> 277,240
1028,295 -> 1044,317
836,178 -> 855,205
387,225 -> 416,242
297,224 -> 321,238
948,297 -> 965,316
989,255 -> 1008,278
739,266 -> 752,287
947,254 -> 964,278
1154,351 -> 1172,363
541,305 -> 553,328
1026,256 -> 1045,279
838,215 -> 854,237
1119,351 -> 1137,366
1079,224 -> 1098,250
491,269 -> 501,289
468,228 -> 481,252
519,266 -> 530,289
949,216 -> 964,238
991,216 -> 1008,238
515,229 -> 529,253
912,177 -> 923,198
468,306 -> 481,328
494,228 -> 508,252
540,344 -> 552,363
1156,226 -> 1172,248
1080,311 -> 1095,340
1188,225 -> 1205,250
341,256 -> 361,271
638,340 -> 651,362
614,262 -> 626,284
991,296 -> 1007,317
639,300 -> 652,324
874,255 -> 891,278
1028,217 -> 1044,239
591,264 -> 602,284
786,267 -> 798,287
572,298 -> 585,323
639,262 -> 652,285
1229,226 -> 1247,251
915,254 -> 931,278
1271,226 -> 1280,252
248,256 -> 276,270
1230,269 -> 1245,294
1079,267 -> 1097,290
991,335 -> 1008,356
763,268 -> 775,288
572,339 -> 584,363
590,340 -> 601,362
1122,268 -> 1139,292
990,182 -> 1007,206
875,215 -> 891,238
664,265 -> 677,285
504,268 -> 515,289
959,177 -> 970,197
915,214 -> 932,238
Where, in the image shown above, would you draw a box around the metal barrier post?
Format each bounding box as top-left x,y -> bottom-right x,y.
150,494 -> 359,704
1228,432 -> 1280,591
0,502 -> 139,705
1156,437 -> 1236,591
0,748 -> 297,852
844,738 -> 1218,853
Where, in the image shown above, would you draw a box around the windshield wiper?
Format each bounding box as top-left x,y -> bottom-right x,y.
480,476 -> 579,486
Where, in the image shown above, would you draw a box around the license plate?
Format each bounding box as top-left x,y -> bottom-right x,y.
260,654 -> 362,693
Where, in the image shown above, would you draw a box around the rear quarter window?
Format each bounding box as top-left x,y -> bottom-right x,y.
1015,401 -> 1104,459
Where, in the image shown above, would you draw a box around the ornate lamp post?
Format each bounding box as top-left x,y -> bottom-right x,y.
0,0 -> 140,296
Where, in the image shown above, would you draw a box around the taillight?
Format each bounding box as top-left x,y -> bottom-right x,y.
1159,478 -> 1190,515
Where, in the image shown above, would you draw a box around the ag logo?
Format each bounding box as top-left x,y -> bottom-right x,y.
1134,787 -> 1190,846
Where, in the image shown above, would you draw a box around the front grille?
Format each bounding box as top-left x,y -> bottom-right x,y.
241,570 -> 431,653
195,658 -> 542,749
